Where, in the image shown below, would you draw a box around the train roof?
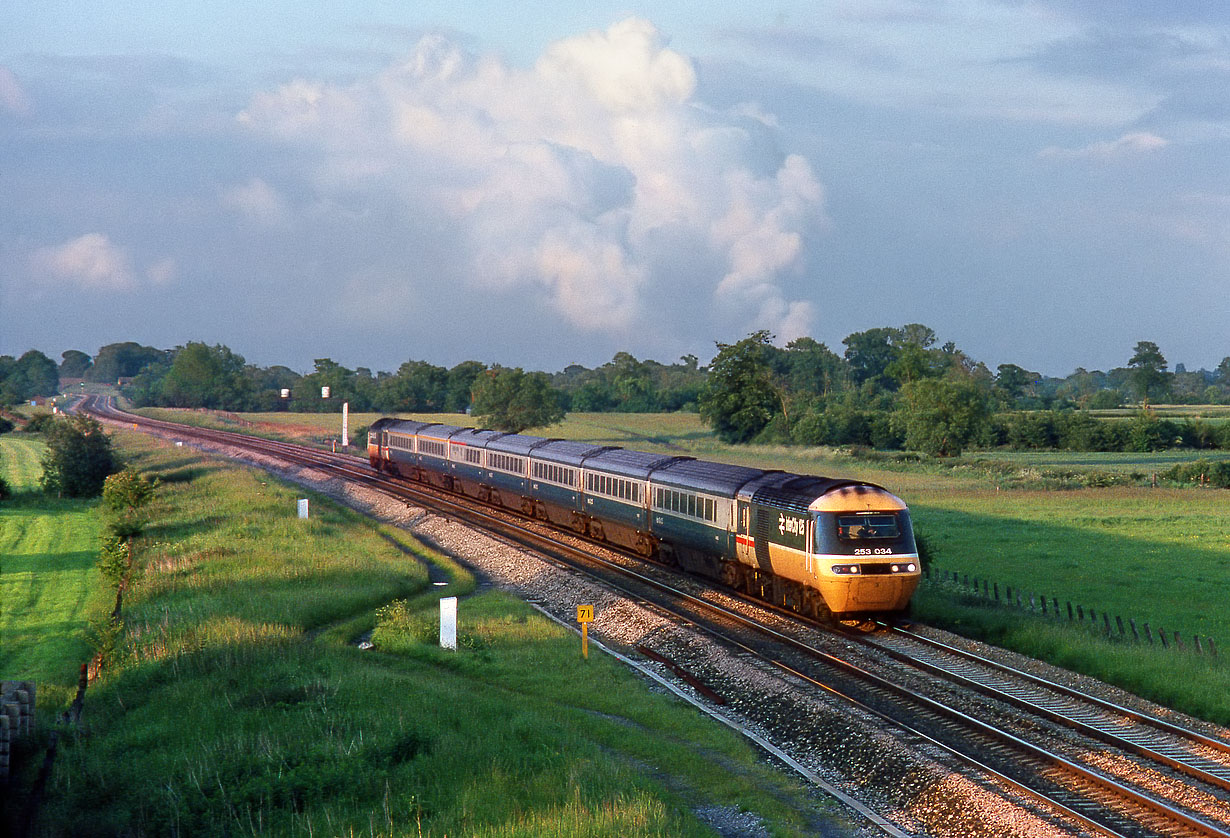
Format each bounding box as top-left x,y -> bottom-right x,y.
449,428 -> 502,447
740,472 -> 884,513
530,439 -> 615,467
417,423 -> 467,442
485,432 -> 548,456
582,448 -> 687,479
378,418 -> 440,435
650,458 -> 767,497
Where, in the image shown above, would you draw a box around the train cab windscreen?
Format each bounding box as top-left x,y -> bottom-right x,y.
835,514 -> 900,541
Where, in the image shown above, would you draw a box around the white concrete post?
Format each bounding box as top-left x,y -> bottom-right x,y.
440,597 -> 458,650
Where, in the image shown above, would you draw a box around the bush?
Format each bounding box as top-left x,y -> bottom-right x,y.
1161,459 -> 1230,488
1087,389 -> 1125,409
791,409 -> 832,446
40,414 -> 121,498
1004,412 -> 1058,449
0,474 -> 10,502
22,412 -> 57,434
0,416 -> 14,435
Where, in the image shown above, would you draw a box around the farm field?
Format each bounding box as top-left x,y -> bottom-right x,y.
14,430 -> 846,836
0,435 -> 107,705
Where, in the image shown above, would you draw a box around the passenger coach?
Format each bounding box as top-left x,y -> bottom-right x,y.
367,417 -> 919,620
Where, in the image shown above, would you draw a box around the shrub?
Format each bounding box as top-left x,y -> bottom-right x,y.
39,414 -> 121,498
0,416 -> 14,435
791,409 -> 832,446
22,412 -> 57,434
1161,459 -> 1230,488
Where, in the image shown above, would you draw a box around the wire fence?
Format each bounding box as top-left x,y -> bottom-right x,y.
923,566 -> 1219,658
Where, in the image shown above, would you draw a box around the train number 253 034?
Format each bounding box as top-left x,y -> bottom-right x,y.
853,548 -> 894,555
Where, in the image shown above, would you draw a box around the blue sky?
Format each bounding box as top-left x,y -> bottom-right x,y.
3,1 -> 1228,377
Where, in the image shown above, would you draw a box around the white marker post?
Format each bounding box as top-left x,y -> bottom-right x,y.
297,498 -> 309,519
440,597 -> 458,651
342,401 -> 349,448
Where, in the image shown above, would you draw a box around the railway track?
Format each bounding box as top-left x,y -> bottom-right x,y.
79,396 -> 1230,837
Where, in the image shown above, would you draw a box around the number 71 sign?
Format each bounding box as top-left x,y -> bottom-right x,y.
577,604 -> 594,658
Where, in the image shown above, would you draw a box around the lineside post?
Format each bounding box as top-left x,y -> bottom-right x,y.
577,604 -> 594,659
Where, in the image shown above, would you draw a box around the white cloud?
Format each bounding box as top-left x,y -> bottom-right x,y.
221,178 -> 291,226
0,66 -> 30,116
28,233 -> 175,292
237,18 -> 826,342
30,233 -> 136,290
1038,131 -> 1170,160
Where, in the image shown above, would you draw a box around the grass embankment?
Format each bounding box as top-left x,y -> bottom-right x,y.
127,409 -> 1230,724
0,435 -> 107,707
29,431 -> 845,837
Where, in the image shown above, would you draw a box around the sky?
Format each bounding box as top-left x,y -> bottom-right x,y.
2,1 -> 1228,377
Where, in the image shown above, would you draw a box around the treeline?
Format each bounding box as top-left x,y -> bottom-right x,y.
4,341 -> 706,417
697,329 -> 1230,455
5,330 -> 1230,457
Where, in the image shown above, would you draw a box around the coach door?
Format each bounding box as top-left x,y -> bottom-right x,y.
736,501 -> 751,563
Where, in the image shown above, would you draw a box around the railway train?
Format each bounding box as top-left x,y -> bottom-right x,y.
368,417 -> 920,621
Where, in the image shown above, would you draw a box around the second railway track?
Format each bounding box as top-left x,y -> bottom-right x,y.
80,396 -> 1230,838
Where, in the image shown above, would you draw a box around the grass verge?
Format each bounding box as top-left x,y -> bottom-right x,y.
910,586 -> 1230,725
23,431 -> 849,837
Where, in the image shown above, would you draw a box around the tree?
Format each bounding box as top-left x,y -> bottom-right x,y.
0,350 -> 60,404
60,350 -> 93,379
16,350 -> 60,397
698,331 -> 781,443
994,363 -> 1041,407
445,361 -> 486,413
1127,341 -> 1170,405
471,367 -> 565,433
159,342 -> 249,409
783,337 -> 847,398
377,360 -> 450,412
87,342 -> 166,383
894,378 -> 991,457
842,328 -> 899,389
40,414 -> 121,497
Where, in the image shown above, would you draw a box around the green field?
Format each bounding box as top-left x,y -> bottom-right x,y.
0,435 -> 107,704
14,430 -> 848,836
127,408 -> 1230,721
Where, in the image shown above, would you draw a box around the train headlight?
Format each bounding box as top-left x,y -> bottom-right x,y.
889,562 -> 918,573
831,564 -> 861,575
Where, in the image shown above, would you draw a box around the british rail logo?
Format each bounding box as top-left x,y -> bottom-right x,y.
778,513 -> 806,537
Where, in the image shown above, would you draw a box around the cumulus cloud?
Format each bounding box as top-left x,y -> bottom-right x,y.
237,18 -> 825,342
29,233 -> 174,292
1038,131 -> 1169,160
30,233 -> 136,290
